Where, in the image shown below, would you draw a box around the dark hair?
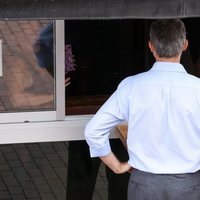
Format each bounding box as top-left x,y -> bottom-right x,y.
150,19 -> 186,58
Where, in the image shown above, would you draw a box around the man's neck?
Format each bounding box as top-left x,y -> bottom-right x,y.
156,55 -> 181,63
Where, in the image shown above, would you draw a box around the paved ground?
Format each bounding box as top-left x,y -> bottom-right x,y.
0,142 -> 108,200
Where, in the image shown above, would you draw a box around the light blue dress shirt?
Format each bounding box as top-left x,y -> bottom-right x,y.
84,62 -> 200,174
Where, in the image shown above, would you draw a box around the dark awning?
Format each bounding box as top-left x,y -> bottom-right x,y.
0,0 -> 200,20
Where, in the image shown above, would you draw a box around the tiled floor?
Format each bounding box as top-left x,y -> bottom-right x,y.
0,142 -> 108,200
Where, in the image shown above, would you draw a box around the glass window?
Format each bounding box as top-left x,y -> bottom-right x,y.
65,19 -> 153,115
0,20 -> 65,123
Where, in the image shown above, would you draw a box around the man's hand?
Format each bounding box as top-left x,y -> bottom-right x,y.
120,162 -> 133,174
100,152 -> 133,174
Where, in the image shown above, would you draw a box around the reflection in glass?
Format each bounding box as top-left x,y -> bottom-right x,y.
65,20 -> 152,115
0,20 -> 55,113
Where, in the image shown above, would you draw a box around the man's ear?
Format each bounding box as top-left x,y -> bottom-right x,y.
182,39 -> 188,51
148,41 -> 155,53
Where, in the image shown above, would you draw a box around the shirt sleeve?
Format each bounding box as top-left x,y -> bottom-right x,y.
84,78 -> 131,157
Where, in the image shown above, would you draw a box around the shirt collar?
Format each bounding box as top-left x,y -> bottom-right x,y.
150,62 -> 187,73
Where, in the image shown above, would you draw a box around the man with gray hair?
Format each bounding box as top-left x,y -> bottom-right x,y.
84,18 -> 200,199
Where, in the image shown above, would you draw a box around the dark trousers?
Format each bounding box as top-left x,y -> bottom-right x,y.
66,139 -> 130,200
128,169 -> 200,200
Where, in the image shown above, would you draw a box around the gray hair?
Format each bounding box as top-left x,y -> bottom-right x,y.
150,19 -> 186,58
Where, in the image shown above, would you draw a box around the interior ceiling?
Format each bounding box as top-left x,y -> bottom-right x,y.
0,0 -> 199,20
